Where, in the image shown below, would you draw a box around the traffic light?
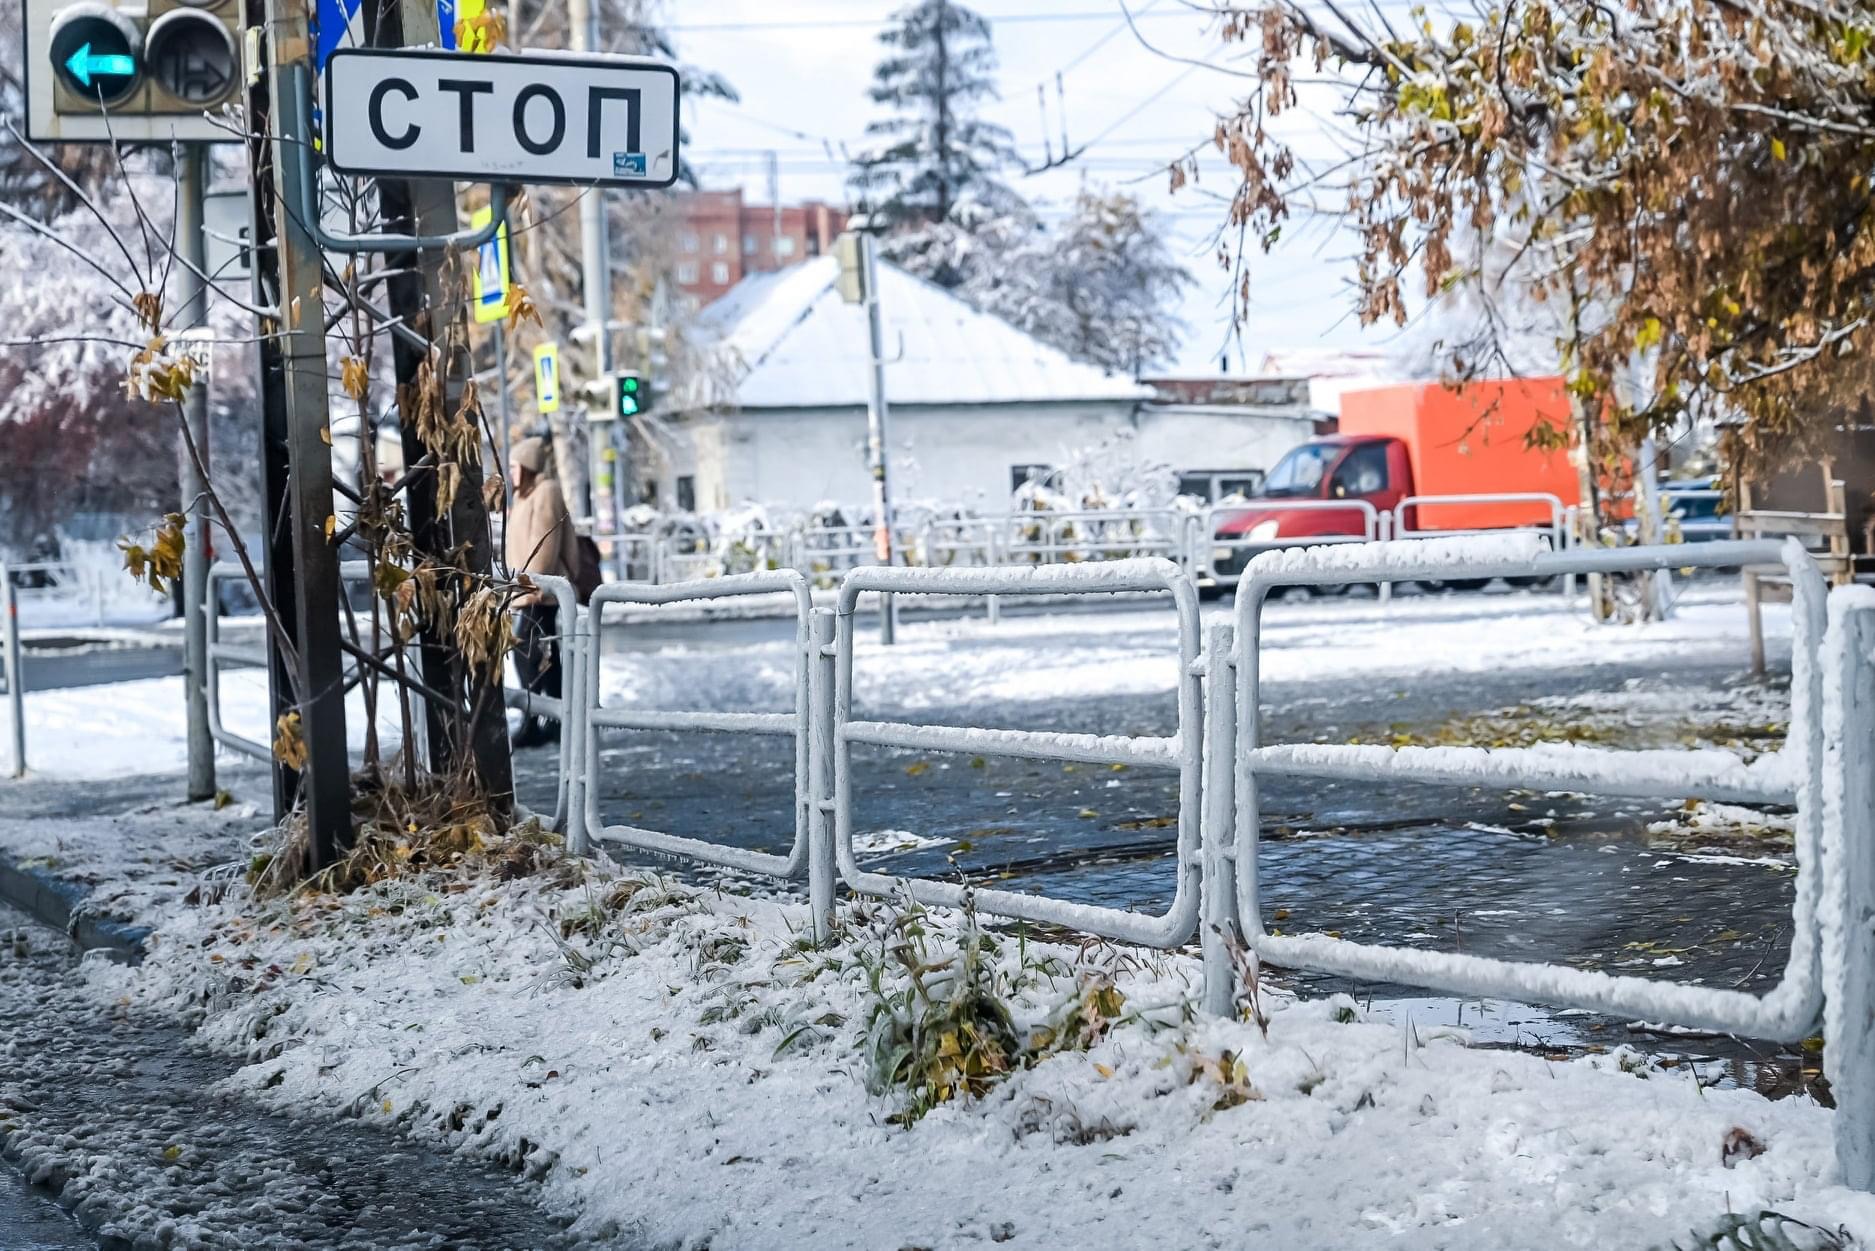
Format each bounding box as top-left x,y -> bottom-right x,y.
614,372 -> 648,419
26,0 -> 241,143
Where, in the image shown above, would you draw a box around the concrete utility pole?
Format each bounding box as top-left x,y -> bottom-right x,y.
256,0 -> 353,864
859,230 -> 898,644
177,143 -> 214,802
570,0 -> 621,533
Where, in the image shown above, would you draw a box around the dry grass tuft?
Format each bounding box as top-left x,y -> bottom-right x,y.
249,765 -> 567,898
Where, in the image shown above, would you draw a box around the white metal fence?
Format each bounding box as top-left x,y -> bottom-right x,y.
834,559 -> 1204,946
563,532 -> 1875,1184
589,494 -> 1601,594
25,526 -> 1875,1182
577,570 -> 834,940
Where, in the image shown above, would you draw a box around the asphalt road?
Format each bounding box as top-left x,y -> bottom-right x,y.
11,639 -> 182,692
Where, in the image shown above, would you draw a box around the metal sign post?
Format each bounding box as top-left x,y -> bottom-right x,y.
177,144 -> 216,803
859,231 -> 897,644
1,564 -> 23,778
241,0 -> 353,863
471,205 -> 513,510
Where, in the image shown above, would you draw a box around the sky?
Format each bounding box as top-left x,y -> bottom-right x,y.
665,0 -> 1417,377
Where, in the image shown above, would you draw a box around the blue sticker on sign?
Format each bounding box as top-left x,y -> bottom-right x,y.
613,152 -> 647,177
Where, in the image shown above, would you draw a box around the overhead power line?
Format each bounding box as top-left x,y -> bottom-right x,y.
663,9 -> 1189,32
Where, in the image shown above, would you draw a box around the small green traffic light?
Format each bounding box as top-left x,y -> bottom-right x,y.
616,372 -> 646,418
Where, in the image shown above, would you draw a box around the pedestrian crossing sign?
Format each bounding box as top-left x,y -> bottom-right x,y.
533,342 -> 561,414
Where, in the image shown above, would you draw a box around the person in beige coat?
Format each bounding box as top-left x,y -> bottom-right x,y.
504,437 -> 578,747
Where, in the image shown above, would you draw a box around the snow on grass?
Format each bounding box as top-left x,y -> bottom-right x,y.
86,846 -> 1872,1251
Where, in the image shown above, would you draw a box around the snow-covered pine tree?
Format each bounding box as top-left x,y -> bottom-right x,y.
852,0 -> 1023,233
970,189 -> 1192,375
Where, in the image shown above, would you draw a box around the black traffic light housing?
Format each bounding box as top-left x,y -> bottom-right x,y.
27,0 -> 241,143
615,372 -> 649,419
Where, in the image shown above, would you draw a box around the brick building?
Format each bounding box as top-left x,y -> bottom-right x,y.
672,190 -> 849,306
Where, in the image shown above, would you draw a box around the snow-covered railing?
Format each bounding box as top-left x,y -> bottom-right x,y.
656,527 -> 789,584
577,570 -> 834,941
0,560 -> 108,626
917,516 -> 1002,569
1204,534 -> 1831,1040
791,524 -> 924,586
1390,492 -> 1566,546
1822,586 -> 1875,1188
831,558 -> 1205,947
501,573 -> 581,833
1192,500 -> 1381,587
1000,509 -> 1185,567
204,563 -> 275,764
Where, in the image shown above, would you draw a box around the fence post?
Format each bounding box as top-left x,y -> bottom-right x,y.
1200,623 -> 1239,1017
1377,511 -> 1394,604
1825,591 -> 1875,1190
806,608 -> 838,942
1,563 -> 22,778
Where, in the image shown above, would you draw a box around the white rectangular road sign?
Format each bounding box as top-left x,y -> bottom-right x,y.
323,49 -> 680,187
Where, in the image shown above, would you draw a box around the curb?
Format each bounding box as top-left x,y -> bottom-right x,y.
0,850 -> 149,963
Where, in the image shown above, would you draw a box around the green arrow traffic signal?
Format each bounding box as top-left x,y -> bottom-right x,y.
65,42 -> 135,88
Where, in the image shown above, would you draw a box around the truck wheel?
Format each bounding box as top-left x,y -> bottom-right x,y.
1505,574 -> 1559,591
1418,578 -> 1493,593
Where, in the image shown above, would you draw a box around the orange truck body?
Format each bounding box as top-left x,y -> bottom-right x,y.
1338,377 -> 1579,531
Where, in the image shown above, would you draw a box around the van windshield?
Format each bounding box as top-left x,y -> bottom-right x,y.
1260,443 -> 1340,498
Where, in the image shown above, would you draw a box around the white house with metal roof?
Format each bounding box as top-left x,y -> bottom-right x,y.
645,256 -> 1312,514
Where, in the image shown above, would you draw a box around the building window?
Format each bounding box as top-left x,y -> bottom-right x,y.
712,233 -> 729,254
676,261 -> 699,284
677,475 -> 697,512
710,261 -> 730,284
1011,464 -> 1054,492
774,235 -> 797,258
742,233 -> 757,254
681,232 -> 700,253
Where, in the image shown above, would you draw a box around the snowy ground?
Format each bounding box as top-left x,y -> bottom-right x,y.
0,579 -> 1843,1248
8,582 -> 1788,782
72,834 -> 1865,1251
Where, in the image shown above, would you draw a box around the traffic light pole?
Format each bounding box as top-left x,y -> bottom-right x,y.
570,0 -> 622,536
860,231 -> 897,645
248,0 -> 353,864
177,142 -> 215,802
